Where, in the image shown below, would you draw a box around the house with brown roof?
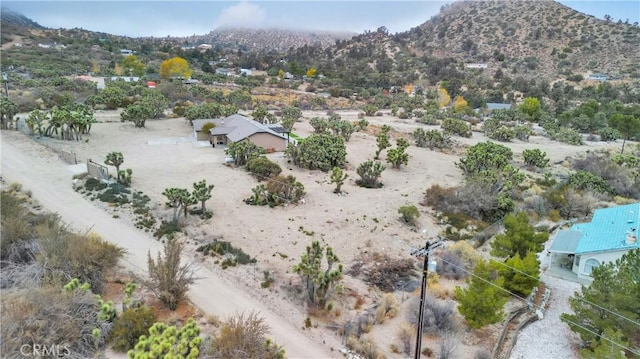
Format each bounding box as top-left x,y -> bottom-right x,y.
194,115 -> 289,151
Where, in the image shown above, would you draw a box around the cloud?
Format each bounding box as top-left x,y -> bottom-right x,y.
214,1 -> 267,29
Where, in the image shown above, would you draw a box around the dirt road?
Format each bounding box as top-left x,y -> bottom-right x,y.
0,131 -> 337,359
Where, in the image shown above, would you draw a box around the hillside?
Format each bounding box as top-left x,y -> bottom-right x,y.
192,27 -> 356,52
403,0 -> 640,78
307,0 -> 640,85
0,7 -> 45,44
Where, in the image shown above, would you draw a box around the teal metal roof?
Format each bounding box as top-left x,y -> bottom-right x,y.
572,202 -> 640,254
550,230 -> 583,253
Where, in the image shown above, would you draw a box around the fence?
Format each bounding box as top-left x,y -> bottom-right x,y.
87,159 -> 109,181
60,150 -> 78,165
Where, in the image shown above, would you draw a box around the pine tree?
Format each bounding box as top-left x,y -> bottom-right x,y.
495,251 -> 540,297
562,249 -> 640,351
455,260 -> 508,329
490,212 -> 548,259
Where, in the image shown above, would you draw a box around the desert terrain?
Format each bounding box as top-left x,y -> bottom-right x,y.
1,110 -> 619,358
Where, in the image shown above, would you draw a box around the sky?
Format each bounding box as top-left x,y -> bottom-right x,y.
3,1 -> 640,38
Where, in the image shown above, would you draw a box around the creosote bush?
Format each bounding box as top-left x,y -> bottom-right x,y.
246,157 -> 282,180
109,305 -> 157,352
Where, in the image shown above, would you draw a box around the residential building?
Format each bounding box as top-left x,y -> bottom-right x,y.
193,115 -> 289,151
549,202 -> 639,281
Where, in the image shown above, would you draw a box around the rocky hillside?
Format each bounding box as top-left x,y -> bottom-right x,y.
0,7 -> 45,43
399,0 -> 640,78
195,27 -> 356,52
318,0 -> 640,82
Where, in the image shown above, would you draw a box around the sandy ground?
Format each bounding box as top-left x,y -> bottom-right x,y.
1,110 -> 621,358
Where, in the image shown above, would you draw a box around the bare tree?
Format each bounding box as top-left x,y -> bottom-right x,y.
438,334 -> 457,359
145,239 -> 197,310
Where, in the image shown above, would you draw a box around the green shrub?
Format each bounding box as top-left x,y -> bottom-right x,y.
568,170 -> 615,195
85,178 -> 107,191
414,128 -> 451,149
196,240 -> 256,265
153,220 -> 182,239
398,205 -> 420,226
109,306 -> 157,352
245,157 -> 282,181
523,149 -> 550,168
441,118 -> 472,138
598,127 -> 620,141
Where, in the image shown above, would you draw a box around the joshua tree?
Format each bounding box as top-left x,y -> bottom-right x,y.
329,167 -> 348,194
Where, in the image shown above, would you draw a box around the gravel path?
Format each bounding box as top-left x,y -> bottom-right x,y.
509,273 -> 582,359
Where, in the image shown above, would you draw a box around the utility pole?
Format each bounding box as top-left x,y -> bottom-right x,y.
411,238 -> 443,359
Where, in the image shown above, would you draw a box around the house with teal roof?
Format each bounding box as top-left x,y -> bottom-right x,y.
549,202 -> 639,281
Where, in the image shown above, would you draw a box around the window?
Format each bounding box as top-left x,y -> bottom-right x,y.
584,258 -> 600,275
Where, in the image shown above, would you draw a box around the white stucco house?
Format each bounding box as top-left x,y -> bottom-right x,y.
549,202 -> 639,281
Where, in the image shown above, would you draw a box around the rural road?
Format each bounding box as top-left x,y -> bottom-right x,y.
0,131 -> 337,359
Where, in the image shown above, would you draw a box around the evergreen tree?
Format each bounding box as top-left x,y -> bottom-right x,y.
495,251 -> 540,297
562,249 -> 640,351
455,260 -> 508,329
490,212 -> 548,259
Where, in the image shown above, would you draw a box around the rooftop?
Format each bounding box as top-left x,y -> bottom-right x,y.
572,202 -> 639,254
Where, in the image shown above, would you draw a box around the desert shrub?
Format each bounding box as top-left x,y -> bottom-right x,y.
145,239 -> 196,310
346,335 -> 384,359
285,134 -> 346,171
84,177 -> 108,191
568,171 -> 615,195
523,149 -> 550,168
548,127 -> 584,145
409,295 -> 457,335
457,141 -> 513,176
572,153 -> 639,198
598,127 -> 619,141
1,286 -> 110,358
414,128 -> 452,149
196,240 -> 256,265
356,160 -> 385,188
398,205 -> 420,226
109,305 -> 157,352
246,157 -> 282,181
441,118 -> 472,137
349,252 -> 416,292
1,191 -> 36,264
208,311 -> 285,359
514,125 -> 532,141
374,293 -> 399,324
37,226 -> 123,294
398,323 -> 413,355
153,220 -> 182,239
127,319 -> 202,358
245,175 -> 305,207
474,349 -> 492,359
424,184 -> 456,208
438,250 -> 468,280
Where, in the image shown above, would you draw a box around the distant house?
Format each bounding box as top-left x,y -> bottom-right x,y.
120,49 -> 134,56
474,102 -> 512,115
549,202 -> 639,281
197,44 -> 212,51
465,63 -> 488,69
198,115 -> 288,151
110,76 -> 140,83
239,68 -> 252,76
215,68 -> 232,77
588,73 -> 609,81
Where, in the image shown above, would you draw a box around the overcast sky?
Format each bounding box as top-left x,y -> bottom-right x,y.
3,1 -> 640,38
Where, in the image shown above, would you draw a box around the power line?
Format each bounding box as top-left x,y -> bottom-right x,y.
436,256 -> 640,356
488,257 -> 640,328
